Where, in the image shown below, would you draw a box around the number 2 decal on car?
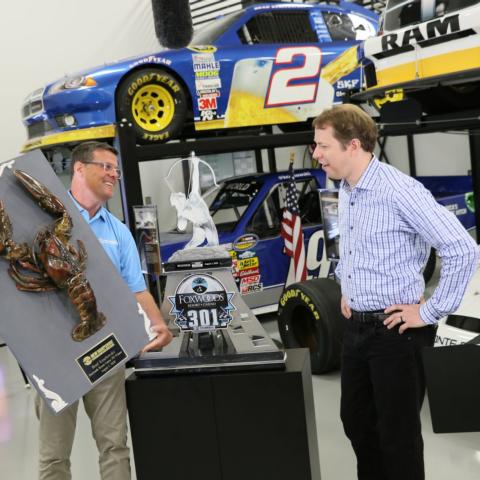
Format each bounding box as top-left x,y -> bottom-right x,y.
265,46 -> 322,107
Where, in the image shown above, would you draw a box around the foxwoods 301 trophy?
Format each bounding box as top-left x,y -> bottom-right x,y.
134,153 -> 285,374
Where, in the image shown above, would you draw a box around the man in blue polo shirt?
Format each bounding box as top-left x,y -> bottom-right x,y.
35,141 -> 172,480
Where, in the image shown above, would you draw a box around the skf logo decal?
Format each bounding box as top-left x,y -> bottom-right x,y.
377,14 -> 467,57
168,274 -> 235,331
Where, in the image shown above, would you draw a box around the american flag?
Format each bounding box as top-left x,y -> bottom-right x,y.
281,164 -> 307,283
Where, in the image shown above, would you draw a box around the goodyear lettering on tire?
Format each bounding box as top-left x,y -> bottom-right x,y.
279,288 -> 320,320
279,288 -> 299,307
127,74 -> 181,97
142,132 -> 170,142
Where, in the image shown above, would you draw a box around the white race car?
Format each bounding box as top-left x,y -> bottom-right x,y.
357,0 -> 480,113
435,267 -> 480,346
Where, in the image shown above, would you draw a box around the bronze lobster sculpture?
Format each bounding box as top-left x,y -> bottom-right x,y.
0,169 -> 106,341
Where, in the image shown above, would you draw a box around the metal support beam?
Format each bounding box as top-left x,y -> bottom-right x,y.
468,130 -> 480,241
255,149 -> 264,173
377,137 -> 390,164
407,134 -> 417,177
267,148 -> 276,172
133,130 -> 314,162
117,122 -> 143,234
116,123 -> 314,230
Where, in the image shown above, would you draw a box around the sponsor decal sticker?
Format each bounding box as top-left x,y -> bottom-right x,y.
195,78 -> 222,93
238,250 -> 256,260
240,274 -> 261,286
130,55 -> 172,68
379,14 -> 460,53
240,283 -> 263,294
445,203 -> 467,216
239,267 -> 259,278
233,234 -> 259,252
200,110 -> 217,121
168,274 -> 235,331
238,257 -> 259,270
189,45 -> 217,53
198,96 -> 218,111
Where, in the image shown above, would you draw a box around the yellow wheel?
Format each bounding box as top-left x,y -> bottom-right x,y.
131,84 -> 175,132
117,68 -> 187,144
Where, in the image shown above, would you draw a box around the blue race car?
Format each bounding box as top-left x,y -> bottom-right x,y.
22,2 -> 378,151
159,168 -> 330,314
158,169 -> 475,315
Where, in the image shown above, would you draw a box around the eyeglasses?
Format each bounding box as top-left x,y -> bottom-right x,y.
81,161 -> 122,179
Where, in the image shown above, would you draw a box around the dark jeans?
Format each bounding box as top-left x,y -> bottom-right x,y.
340,320 -> 436,480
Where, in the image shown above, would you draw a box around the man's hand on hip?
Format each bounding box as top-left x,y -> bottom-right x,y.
384,303 -> 427,334
341,295 -> 352,319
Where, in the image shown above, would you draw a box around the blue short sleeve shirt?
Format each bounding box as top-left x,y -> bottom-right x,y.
69,194 -> 146,293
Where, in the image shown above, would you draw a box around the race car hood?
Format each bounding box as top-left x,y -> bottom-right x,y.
42,47 -> 193,92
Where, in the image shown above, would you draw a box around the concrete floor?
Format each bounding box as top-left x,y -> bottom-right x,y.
1,315 -> 479,479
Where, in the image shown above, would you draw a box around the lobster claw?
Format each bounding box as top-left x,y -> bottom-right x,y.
0,200 -> 13,254
14,170 -> 67,216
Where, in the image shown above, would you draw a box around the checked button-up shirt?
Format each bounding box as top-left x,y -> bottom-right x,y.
335,157 -> 479,324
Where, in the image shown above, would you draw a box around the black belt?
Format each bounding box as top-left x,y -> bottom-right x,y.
350,309 -> 391,323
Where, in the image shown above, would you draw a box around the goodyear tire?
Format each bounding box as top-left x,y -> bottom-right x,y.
116,68 -> 187,144
277,278 -> 344,374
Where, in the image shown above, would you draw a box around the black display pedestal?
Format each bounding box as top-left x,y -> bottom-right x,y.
126,348 -> 321,480
423,343 -> 480,433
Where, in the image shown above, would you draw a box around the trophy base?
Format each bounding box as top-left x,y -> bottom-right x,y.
134,344 -> 285,376
135,249 -> 286,375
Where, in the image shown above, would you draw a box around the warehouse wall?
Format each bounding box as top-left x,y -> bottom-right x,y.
0,0 -> 158,161
379,133 -> 470,176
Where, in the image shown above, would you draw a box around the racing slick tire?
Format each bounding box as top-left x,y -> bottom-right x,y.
116,68 -> 188,144
277,278 -> 345,374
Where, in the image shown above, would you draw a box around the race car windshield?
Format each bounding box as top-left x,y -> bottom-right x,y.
206,181 -> 261,232
191,10 -> 245,45
383,0 -> 480,31
434,0 -> 480,16
384,0 -> 422,30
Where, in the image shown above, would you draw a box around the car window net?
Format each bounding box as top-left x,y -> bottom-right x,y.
239,11 -> 317,44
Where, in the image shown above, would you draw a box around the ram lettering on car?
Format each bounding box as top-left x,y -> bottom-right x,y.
356,0 -> 480,113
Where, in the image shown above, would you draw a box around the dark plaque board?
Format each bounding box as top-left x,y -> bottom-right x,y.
423,343 -> 480,433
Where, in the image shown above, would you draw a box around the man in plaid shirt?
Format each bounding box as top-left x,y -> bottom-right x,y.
312,104 -> 479,480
